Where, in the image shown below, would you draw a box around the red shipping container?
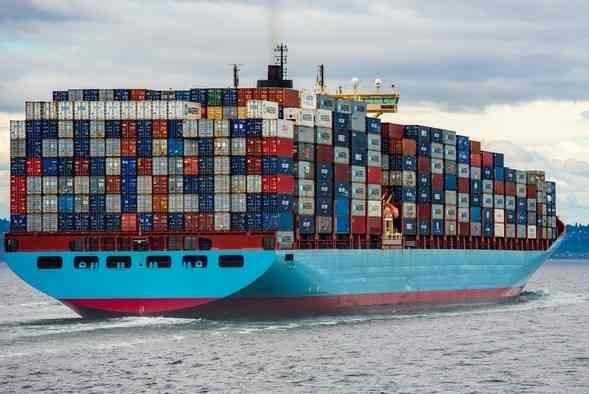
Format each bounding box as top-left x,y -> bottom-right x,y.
247,157 -> 262,175
334,164 -> 351,182
262,175 -> 294,193
316,145 -> 333,163
494,181 -> 505,195
432,174 -> 444,190
282,89 -> 300,108
505,182 -> 516,196
11,176 -> 26,194
470,140 -> 481,154
106,176 -> 121,193
152,195 -> 168,213
121,214 -> 137,232
121,139 -> 137,156
238,88 -> 255,107
458,223 -> 470,236
200,106 -> 208,119
262,137 -> 294,157
402,139 -> 417,156
198,214 -> 215,232
153,176 -> 168,194
259,88 -> 269,101
184,213 -> 199,231
10,194 -> 26,214
351,216 -> 367,234
470,153 -> 481,167
26,158 -> 42,176
382,123 -> 405,140
417,203 -> 431,219
153,214 -> 168,232
481,151 -> 494,167
121,121 -> 137,139
246,138 -> 263,157
130,89 -> 146,101
527,185 -> 537,198
153,120 -> 168,138
418,157 -> 430,173
367,167 -> 382,184
458,178 -> 470,193
184,157 -> 199,176
390,141 -> 403,155
137,158 -> 152,175
367,217 -> 382,235
74,158 -> 89,176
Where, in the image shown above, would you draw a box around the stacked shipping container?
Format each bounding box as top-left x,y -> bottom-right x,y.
9,88 -> 558,248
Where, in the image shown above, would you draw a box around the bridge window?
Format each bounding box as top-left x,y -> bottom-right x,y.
106,256 -> 131,269
37,256 -> 62,270
219,255 -> 244,268
183,255 -> 208,268
146,256 -> 172,269
74,256 -> 98,269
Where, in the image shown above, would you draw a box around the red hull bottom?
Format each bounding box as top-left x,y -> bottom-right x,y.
61,287 -> 523,319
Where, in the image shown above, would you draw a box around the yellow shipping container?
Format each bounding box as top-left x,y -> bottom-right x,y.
207,106 -> 223,120
237,107 -> 248,119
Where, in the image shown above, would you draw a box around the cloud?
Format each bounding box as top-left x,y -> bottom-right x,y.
581,111 -> 589,121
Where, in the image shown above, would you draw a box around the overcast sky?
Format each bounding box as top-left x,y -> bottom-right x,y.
1,0 -> 588,223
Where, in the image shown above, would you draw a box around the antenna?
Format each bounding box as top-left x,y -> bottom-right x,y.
316,64 -> 326,93
231,64 -> 243,88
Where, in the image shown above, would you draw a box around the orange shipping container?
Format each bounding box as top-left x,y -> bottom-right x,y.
152,195 -> 168,213
121,121 -> 137,139
184,157 -> 199,175
121,214 -> 137,232
153,120 -> 167,138
121,139 -> 137,156
207,106 -> 223,120
106,176 -> 121,193
137,158 -> 152,175
152,176 -> 168,194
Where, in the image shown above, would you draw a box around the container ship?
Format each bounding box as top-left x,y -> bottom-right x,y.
5,47 -> 564,318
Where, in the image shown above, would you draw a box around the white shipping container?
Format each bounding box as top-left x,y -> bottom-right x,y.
298,198 -> 315,215
43,177 -> 58,194
214,157 -> 230,175
432,204 -> 444,220
458,193 -> 470,208
367,134 -> 381,151
316,127 -> 333,145
351,183 -> 366,199
184,140 -> 198,156
184,194 -> 199,213
183,120 -> 198,137
43,214 -> 58,232
27,195 -> 43,214
277,119 -> 294,139
214,138 -> 230,155
75,195 -> 89,213
42,195 -> 58,213
494,209 -> 505,223
43,102 -> 57,120
495,223 -> 505,238
214,120 -> 230,137
299,91 -> 317,110
351,166 -> 366,183
367,184 -> 382,201
315,109 -> 332,128
57,121 -> 74,138
33,102 -> 43,119
136,101 -> 152,120
137,176 -> 152,194
458,164 -> 470,178
168,157 -> 184,175
105,158 -> 121,176
445,206 -> 458,221
367,151 -> 382,167
214,213 -> 231,231
96,101 -> 107,121
11,140 -> 25,157
25,102 -> 35,119
168,194 -> 184,213
90,139 -> 105,157
99,89 -> 114,101
152,157 -> 168,175
214,194 -> 231,213
516,184 -> 527,198
152,100 -> 167,120
105,138 -> 121,157
53,141 -> 70,165
246,175 -> 262,193
89,176 -> 105,194
90,121 -> 105,138
105,101 -> 121,120
351,199 -> 367,216
296,109 -> 315,128
297,179 -> 315,197
74,101 -> 90,119
334,147 -> 350,164
27,214 -> 42,232
59,177 -> 75,194
68,89 -> 83,101
295,126 -> 314,144
121,101 -> 137,120
231,194 -> 247,213
367,200 -> 382,217
470,167 -> 481,180
276,231 -> 294,249
215,175 -> 231,193
106,194 -> 121,213
27,177 -> 42,194
89,101 -> 101,120
168,176 -> 183,193
58,102 -> 74,120
10,120 -> 26,140
137,194 -> 152,213
231,138 -> 246,156
167,101 -> 201,120
431,158 -> 444,174
74,176 -> 90,194
198,119 -> 214,137
283,107 -> 298,122
247,100 -> 279,119
231,176 -> 247,193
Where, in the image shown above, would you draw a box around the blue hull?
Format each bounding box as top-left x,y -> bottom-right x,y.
4,239 -> 561,318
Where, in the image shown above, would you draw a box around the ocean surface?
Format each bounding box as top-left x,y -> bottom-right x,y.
0,261 -> 588,394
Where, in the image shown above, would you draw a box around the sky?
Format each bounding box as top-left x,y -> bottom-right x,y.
0,0 -> 588,223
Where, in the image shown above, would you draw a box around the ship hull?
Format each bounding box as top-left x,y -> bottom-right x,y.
5,239 -> 561,319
